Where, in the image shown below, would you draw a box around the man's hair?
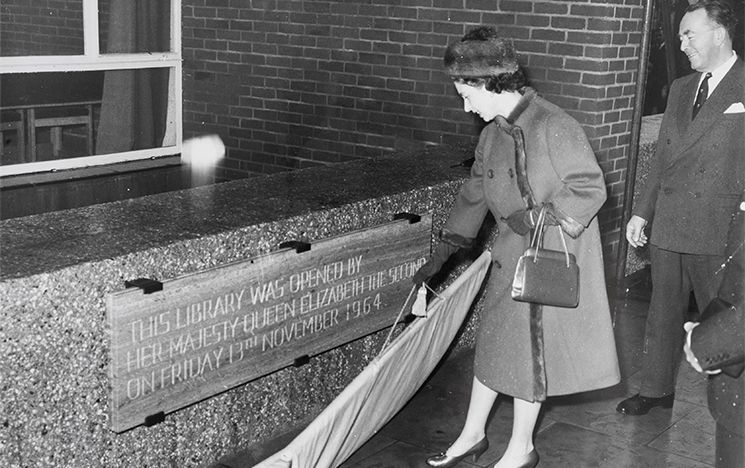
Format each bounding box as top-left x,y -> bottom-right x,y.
687,0 -> 738,41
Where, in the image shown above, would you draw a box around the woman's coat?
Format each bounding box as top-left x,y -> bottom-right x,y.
444,89 -> 621,401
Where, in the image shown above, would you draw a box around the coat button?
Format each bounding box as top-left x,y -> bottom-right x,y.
487,169 -> 494,178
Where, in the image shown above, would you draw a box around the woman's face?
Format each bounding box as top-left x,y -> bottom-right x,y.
454,81 -> 508,122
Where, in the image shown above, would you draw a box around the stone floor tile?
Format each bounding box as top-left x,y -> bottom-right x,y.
216,278 -> 723,468
674,363 -> 710,407
535,422 -> 712,468
340,440 -> 478,468
647,405 -> 716,465
340,435 -> 398,467
552,395 -> 702,446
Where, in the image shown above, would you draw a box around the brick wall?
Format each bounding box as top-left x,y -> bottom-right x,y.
508,0 -> 645,271
182,0 -> 644,274
0,0 -> 84,56
0,0 -> 645,275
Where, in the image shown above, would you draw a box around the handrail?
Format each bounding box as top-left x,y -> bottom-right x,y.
615,0 -> 655,289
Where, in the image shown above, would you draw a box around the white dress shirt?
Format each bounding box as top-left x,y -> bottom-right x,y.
695,51 -> 737,99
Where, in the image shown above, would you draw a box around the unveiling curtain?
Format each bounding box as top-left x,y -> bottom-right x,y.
96,1 -> 170,154
255,251 -> 492,468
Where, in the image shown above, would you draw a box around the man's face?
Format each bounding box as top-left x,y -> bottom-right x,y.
679,8 -> 721,72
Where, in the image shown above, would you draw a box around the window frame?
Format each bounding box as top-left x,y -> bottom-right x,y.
0,0 -> 182,178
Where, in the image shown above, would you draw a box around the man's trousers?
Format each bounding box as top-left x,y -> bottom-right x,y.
639,246 -> 724,397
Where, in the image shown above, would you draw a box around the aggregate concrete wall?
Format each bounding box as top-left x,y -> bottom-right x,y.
0,147 -> 491,468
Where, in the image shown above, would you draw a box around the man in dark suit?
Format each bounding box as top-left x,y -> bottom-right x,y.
617,0 -> 745,415
683,192 -> 744,468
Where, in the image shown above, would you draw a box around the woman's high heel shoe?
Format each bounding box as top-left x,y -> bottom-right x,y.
425,437 -> 489,467
513,449 -> 539,468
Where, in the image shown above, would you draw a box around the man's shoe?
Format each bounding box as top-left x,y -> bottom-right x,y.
616,393 -> 674,415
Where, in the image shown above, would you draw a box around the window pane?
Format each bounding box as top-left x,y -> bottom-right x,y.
0,0 -> 84,56
99,0 -> 172,54
1,68 -> 175,167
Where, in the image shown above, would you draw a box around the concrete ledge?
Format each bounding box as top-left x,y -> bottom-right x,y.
0,145 -> 487,468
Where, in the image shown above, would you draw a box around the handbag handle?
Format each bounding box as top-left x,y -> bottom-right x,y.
529,206 -> 572,268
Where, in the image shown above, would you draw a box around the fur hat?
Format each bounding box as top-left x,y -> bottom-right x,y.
444,26 -> 519,77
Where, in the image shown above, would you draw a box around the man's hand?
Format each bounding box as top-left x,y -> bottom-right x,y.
683,321 -> 722,375
626,215 -> 649,248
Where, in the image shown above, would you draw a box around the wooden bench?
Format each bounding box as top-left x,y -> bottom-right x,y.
27,101 -> 98,160
0,110 -> 26,164
1,71 -> 104,163
2,101 -> 100,162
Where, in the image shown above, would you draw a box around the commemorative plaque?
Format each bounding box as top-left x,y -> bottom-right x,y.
106,214 -> 431,432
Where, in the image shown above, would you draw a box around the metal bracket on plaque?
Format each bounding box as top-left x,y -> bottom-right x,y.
144,411 -> 165,427
279,240 -> 311,253
393,212 -> 421,224
450,157 -> 475,169
293,355 -> 310,367
124,278 -> 163,294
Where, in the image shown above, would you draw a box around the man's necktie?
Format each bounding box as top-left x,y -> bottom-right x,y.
692,72 -> 712,120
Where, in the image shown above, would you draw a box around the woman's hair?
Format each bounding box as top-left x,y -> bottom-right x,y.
686,0 -> 738,42
454,69 -> 528,94
444,26 -> 528,93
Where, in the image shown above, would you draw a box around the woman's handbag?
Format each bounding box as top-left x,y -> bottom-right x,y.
511,207 -> 580,308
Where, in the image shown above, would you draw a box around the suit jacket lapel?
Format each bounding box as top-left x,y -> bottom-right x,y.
674,73 -> 699,137
676,60 -> 745,153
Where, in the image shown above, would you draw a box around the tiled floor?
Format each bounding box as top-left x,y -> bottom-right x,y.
215,277 -> 717,467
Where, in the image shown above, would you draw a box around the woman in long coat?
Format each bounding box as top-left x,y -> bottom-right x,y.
415,27 -> 620,468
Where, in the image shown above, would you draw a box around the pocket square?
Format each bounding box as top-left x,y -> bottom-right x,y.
724,102 -> 745,113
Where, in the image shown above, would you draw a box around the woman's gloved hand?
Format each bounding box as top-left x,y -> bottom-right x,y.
504,209 -> 535,236
504,204 -> 558,236
412,241 -> 460,286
